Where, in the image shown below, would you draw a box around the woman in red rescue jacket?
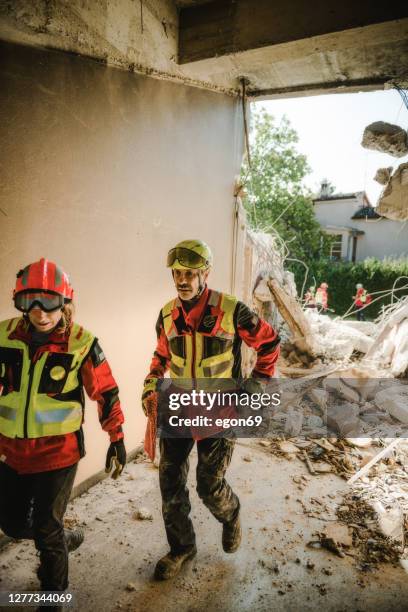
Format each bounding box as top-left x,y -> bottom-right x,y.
0,258 -> 126,599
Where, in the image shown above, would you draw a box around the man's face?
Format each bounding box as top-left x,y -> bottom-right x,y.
173,268 -> 209,301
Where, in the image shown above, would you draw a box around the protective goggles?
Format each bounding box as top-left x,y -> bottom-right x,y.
167,247 -> 210,269
14,291 -> 65,313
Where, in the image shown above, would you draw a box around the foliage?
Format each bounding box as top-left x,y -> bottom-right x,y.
241,107 -> 332,267
300,257 -> 408,318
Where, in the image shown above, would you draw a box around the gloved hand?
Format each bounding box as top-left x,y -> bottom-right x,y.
105,440 -> 126,479
142,391 -> 158,417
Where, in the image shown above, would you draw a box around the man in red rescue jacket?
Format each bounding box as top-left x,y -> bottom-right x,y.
142,240 -> 280,580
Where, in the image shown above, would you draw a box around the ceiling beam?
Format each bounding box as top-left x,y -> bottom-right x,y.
179,0 -> 408,64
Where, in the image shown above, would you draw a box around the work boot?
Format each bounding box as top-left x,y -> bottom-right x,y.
154,546 -> 197,580
64,528 -> 84,553
222,513 -> 242,553
37,529 -> 84,582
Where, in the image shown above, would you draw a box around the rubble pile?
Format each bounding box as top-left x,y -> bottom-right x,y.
336,494 -> 401,569
364,296 -> 408,376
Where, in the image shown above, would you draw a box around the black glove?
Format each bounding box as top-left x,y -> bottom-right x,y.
105,440 -> 126,479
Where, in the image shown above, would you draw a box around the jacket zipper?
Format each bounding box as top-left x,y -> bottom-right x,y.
191,332 -> 196,388
23,360 -> 35,438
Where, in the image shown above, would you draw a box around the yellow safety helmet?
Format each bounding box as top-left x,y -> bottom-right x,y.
167,239 -> 213,270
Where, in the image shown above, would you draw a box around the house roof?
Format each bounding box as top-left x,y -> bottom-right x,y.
351,206 -> 383,220
313,191 -> 372,206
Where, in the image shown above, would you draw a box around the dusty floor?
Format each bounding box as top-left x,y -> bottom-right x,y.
1,441 -> 408,612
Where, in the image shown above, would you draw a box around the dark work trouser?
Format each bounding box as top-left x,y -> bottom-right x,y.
0,462 -> 78,590
159,437 -> 240,554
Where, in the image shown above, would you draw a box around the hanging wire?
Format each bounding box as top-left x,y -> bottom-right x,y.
241,78 -> 252,168
394,85 -> 408,113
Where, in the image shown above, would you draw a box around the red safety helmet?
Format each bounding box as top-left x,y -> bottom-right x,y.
13,258 -> 73,312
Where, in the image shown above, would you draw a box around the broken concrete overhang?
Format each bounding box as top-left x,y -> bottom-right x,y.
1,0 -> 407,98
178,0 -> 408,97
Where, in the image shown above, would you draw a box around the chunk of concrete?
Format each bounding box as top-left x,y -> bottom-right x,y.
374,166 -> 393,185
324,378 -> 361,404
284,409 -> 303,437
375,387 -> 408,424
372,501 -> 404,544
362,122 -> 408,158
326,403 -> 360,436
377,162 -> 408,221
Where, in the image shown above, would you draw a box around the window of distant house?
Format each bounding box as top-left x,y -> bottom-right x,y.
330,234 -> 343,260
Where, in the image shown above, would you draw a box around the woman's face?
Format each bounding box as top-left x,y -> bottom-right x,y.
28,306 -> 62,333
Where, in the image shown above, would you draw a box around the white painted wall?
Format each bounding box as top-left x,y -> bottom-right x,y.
352,218 -> 408,260
314,196 -> 408,261
0,41 -> 244,485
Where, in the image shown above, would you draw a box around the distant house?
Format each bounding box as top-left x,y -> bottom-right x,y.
313,181 -> 408,262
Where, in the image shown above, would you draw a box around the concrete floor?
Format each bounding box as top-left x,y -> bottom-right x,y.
1,441 -> 408,612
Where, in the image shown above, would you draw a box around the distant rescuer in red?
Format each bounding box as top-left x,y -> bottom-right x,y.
142,239 -> 280,580
0,259 -> 126,598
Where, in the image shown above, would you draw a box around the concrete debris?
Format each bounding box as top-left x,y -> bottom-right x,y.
374,166 -> 393,185
374,387 -> 408,424
133,507 -> 153,521
337,494 -> 401,568
278,440 -> 301,455
365,297 -> 408,375
284,409 -> 303,437
345,438 -> 372,449
303,310 -> 374,361
377,162 -> 408,221
372,501 -> 404,544
326,403 -> 360,437
126,582 -> 137,591
361,122 -> 408,158
323,378 -> 361,404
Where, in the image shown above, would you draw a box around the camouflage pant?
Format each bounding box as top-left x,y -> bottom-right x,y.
159,437 -> 240,554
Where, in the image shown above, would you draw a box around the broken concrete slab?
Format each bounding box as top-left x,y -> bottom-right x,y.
361,122 -> 408,158
324,378 -> 361,404
377,162 -> 408,221
375,387 -> 408,424
326,403 -> 360,436
284,409 -> 304,437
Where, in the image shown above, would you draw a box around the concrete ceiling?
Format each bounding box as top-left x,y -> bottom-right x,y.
177,0 -> 408,98
0,0 -> 407,98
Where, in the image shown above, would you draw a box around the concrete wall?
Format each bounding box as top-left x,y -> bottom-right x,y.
0,41 -> 244,485
314,198 -> 408,261
352,218 -> 408,260
313,197 -> 362,227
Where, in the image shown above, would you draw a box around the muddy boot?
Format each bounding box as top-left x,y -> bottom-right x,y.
222,513 -> 241,553
37,529 -> 84,582
154,546 -> 197,580
64,528 -> 84,553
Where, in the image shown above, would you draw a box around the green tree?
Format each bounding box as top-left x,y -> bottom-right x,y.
241,108 -> 331,278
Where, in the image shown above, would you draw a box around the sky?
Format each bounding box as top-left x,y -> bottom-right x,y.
255,89 -> 408,206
